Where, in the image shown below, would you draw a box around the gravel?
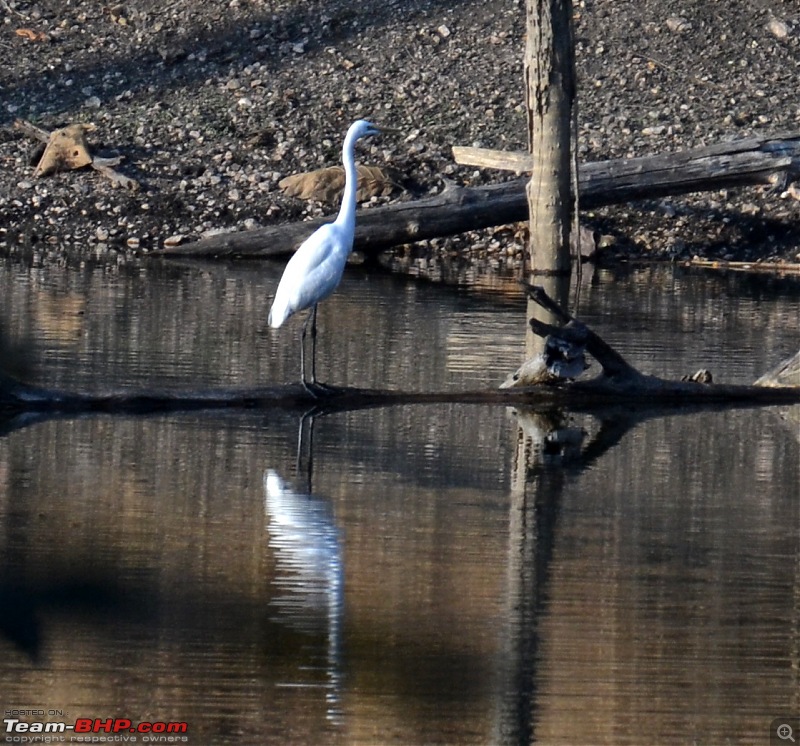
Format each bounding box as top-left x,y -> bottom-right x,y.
0,0 -> 799,271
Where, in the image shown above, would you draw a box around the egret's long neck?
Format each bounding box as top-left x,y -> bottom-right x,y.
333,128 -> 359,234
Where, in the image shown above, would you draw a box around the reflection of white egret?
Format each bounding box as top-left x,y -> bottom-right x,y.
264,469 -> 343,722
268,120 -> 382,391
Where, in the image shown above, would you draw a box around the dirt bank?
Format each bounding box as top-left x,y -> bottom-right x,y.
1,0 -> 799,271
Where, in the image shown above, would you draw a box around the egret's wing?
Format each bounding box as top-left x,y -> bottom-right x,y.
285,224 -> 340,278
270,223 -> 350,325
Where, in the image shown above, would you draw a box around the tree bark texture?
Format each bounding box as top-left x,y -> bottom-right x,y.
525,0 -> 576,275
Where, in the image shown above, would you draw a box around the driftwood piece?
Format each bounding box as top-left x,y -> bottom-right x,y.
13,118 -> 139,190
34,123 -> 95,177
12,119 -> 50,143
681,257 -> 800,275
525,284 -> 642,382
153,132 -> 800,259
91,157 -> 139,190
452,147 -> 532,174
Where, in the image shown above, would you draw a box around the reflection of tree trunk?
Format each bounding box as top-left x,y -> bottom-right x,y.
500,423 -> 564,743
498,403 -> 672,742
794,546 -> 800,715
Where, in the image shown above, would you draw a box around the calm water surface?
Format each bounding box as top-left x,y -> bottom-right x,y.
0,256 -> 798,745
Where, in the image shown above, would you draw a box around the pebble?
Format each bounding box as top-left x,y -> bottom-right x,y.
666,16 -> 692,33
766,18 -> 790,40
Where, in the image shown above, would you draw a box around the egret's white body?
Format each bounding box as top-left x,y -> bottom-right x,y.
268,220 -> 352,329
269,119 -> 381,389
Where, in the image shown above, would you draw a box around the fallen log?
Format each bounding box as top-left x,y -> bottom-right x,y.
1,288 -> 798,438
0,373 -> 798,440
152,132 -> 800,259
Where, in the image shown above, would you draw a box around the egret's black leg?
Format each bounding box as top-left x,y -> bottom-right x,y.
310,303 -> 318,385
300,305 -> 317,391
300,304 -> 335,398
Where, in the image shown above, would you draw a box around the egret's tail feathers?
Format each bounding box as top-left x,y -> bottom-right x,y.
268,301 -> 291,328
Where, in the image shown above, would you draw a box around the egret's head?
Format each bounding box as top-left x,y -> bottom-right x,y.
348,119 -> 382,140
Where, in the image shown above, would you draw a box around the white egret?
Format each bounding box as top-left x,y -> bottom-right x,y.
269,119 -> 382,392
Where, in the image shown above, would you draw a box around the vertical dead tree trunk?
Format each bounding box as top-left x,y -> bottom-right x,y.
525,0 -> 576,274
524,0 -> 577,359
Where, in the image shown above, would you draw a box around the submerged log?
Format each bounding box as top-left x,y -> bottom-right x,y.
152,132 -> 800,259
1,291 -> 798,437
0,374 -> 798,439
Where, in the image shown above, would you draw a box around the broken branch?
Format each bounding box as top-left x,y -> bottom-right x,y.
517,284 -> 800,398
524,282 -> 643,381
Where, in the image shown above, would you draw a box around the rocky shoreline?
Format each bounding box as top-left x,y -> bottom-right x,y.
1,0 -> 799,271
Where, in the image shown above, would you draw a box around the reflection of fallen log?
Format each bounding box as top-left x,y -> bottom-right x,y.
152,132 -> 800,259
